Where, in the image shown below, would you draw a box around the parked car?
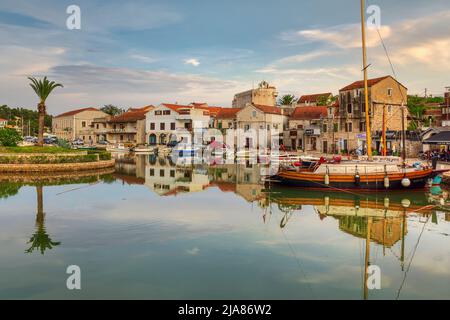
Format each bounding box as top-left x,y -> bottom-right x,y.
72,139 -> 84,146
97,140 -> 108,145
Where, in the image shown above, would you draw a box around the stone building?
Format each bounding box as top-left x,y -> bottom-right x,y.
52,107 -> 108,143
338,75 -> 408,153
232,81 -> 278,108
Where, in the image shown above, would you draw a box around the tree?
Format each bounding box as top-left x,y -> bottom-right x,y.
278,94 -> 297,106
317,94 -> 337,106
0,128 -> 22,147
28,77 -> 63,146
101,104 -> 124,116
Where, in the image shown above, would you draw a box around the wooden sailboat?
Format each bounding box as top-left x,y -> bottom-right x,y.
273,0 -> 444,190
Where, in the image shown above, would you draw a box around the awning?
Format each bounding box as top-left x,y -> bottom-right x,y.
423,131 -> 450,145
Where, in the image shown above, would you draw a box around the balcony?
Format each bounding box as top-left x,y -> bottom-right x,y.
108,128 -> 138,134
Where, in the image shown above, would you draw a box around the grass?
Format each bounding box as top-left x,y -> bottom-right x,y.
0,146 -> 82,154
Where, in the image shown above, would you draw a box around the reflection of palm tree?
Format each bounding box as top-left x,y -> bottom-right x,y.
25,186 -> 61,255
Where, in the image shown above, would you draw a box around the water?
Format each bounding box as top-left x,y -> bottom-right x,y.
0,154 -> 449,300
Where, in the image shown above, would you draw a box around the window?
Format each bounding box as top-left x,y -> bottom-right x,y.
333,123 -> 339,132
252,111 -> 257,118
150,123 -> 155,130
323,124 -> 327,133
346,122 -> 353,132
96,124 -> 99,129
359,121 -> 366,132
82,121 -> 86,128
155,111 -> 162,116
120,135 -> 124,141
244,124 -> 250,131
267,124 -> 270,131
150,169 -> 154,176
218,122 -> 222,129
170,170 -> 175,178
297,124 -> 303,129
163,110 -> 171,115
387,88 -> 393,97
170,123 -> 176,130
160,123 -> 165,130
160,170 -> 165,177
347,102 -> 352,114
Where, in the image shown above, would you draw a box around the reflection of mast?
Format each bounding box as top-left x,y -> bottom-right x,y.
401,208 -> 406,271
363,217 -> 372,300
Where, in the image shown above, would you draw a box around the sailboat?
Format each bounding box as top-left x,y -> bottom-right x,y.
273,0 -> 445,190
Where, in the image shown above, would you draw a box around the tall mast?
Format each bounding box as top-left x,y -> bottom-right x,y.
360,0 -> 372,158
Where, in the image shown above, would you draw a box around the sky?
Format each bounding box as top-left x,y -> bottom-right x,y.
0,0 -> 449,115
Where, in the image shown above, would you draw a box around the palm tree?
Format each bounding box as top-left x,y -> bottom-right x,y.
25,186 -> 61,255
28,77 -> 63,146
278,94 -> 297,106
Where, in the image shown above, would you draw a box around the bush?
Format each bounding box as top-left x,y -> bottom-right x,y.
0,146 -> 80,154
56,139 -> 71,149
0,128 -> 22,147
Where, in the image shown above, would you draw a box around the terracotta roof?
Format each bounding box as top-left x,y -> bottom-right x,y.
55,107 -> 100,118
195,106 -> 223,116
298,93 -> 332,103
339,76 -> 396,91
109,108 -> 151,123
253,104 -> 282,115
291,106 -> 328,120
0,118 -> 7,122
128,105 -> 155,112
161,103 -> 192,113
217,108 -> 241,119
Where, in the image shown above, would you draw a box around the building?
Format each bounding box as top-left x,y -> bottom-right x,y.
297,93 -> 333,107
104,106 -> 154,146
52,108 -> 108,142
338,75 -> 408,153
0,118 -> 7,129
235,104 -> 288,149
440,88 -> 450,126
146,103 -> 212,146
284,106 -> 328,152
232,81 -> 278,108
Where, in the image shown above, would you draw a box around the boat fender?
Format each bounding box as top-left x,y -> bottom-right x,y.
401,178 -> 411,188
354,166 -> 360,186
401,199 -> 411,208
384,197 -> 390,209
324,166 -> 330,186
384,176 -> 390,188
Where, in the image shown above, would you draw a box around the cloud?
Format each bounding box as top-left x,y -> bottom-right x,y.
184,59 -> 201,67
130,54 -> 157,64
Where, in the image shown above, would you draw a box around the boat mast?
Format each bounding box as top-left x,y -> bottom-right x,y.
360,0 -> 372,159
363,216 -> 372,300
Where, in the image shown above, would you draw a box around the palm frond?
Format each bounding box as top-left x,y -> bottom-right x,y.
27,76 -> 63,103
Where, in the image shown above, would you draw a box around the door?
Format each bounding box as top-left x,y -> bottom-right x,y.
291,139 -> 296,150
323,141 -> 328,154
149,134 -> 157,145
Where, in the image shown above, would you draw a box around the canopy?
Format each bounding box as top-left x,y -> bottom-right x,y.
423,131 -> 450,145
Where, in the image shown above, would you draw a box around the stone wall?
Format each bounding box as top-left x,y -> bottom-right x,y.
0,159 -> 115,173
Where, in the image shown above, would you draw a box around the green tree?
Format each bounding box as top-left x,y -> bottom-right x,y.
28,77 -> 63,146
101,104 -> 124,116
278,94 -> 297,106
0,128 -> 22,146
317,94 -> 337,106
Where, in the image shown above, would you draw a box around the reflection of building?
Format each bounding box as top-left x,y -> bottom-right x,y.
53,108 -> 108,142
144,156 -> 209,196
338,216 -> 405,248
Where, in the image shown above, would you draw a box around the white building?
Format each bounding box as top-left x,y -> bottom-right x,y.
0,118 -> 7,129
146,103 -> 212,146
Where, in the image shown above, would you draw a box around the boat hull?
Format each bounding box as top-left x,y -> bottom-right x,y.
274,169 -> 434,190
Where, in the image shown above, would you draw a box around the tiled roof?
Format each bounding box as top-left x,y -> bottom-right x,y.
217,108 -> 241,119
128,105 -> 155,112
161,103 -> 192,113
109,108 -> 151,123
0,118 -> 7,122
253,104 -> 282,115
339,76 -> 395,91
291,106 -> 328,120
298,93 -> 332,103
55,107 -> 100,118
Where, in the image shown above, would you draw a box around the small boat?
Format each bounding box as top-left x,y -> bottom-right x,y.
131,146 -> 155,153
106,143 -> 129,152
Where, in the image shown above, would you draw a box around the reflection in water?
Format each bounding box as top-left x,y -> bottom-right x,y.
25,186 -> 61,255
0,155 -> 449,299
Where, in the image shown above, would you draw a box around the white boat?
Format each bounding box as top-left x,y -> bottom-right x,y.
106,143 -> 129,152
131,146 -> 155,153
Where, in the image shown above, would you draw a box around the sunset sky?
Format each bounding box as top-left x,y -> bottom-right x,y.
1,0 -> 449,114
